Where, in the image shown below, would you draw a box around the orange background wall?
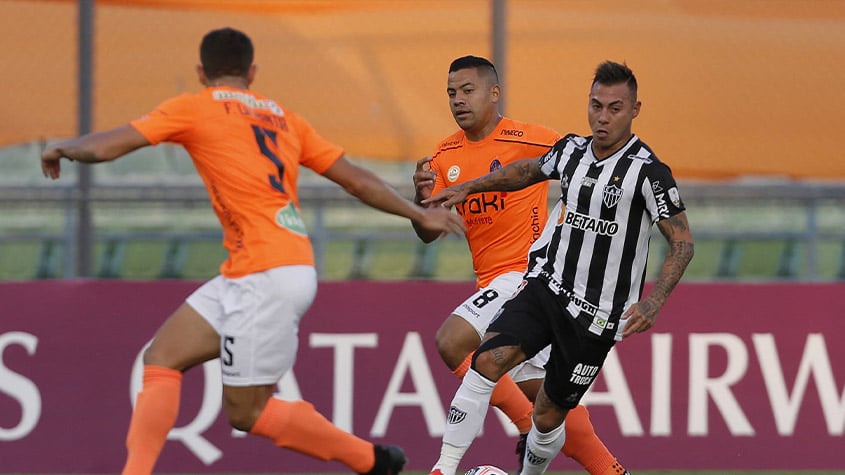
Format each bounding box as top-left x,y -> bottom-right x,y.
3,0 -> 844,179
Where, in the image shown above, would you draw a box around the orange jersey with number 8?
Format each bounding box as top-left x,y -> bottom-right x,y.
131,86 -> 343,278
430,118 -> 560,288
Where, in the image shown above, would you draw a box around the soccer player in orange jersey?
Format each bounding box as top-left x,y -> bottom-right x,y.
41,28 -> 464,475
413,56 -> 628,475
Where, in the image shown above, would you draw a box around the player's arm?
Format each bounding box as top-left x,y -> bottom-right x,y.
41,125 -> 150,179
411,156 -> 443,243
321,156 -> 465,237
422,156 -> 546,208
622,211 -> 694,338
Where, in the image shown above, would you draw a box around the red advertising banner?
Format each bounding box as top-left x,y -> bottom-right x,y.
0,281 -> 843,472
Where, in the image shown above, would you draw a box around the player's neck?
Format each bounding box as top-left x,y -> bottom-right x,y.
465,114 -> 503,142
206,76 -> 250,89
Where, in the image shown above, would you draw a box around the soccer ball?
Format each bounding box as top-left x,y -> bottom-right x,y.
464,465 -> 509,475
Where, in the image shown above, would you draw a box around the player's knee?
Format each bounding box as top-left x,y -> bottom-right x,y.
433,327 -> 459,363
223,400 -> 262,432
435,316 -> 480,370
471,333 -> 523,378
225,411 -> 256,432
141,345 -> 165,366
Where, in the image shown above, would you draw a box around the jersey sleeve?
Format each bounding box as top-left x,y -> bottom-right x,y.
287,112 -> 344,174
130,94 -> 197,145
538,133 -> 587,179
641,161 -> 686,222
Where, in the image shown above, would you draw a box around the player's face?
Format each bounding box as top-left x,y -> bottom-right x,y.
587,82 -> 641,159
447,67 -> 499,139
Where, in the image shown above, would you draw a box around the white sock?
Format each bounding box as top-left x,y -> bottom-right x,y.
520,421 -> 566,475
431,368 -> 496,475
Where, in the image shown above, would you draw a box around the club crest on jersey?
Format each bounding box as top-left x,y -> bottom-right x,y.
447,165 -> 461,182
602,184 -> 623,208
489,159 -> 502,172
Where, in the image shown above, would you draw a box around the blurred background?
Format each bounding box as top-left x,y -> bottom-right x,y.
2,0 -> 844,282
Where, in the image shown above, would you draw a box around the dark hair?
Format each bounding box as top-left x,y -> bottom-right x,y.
200,27 -> 254,79
593,61 -> 637,101
449,55 -> 499,84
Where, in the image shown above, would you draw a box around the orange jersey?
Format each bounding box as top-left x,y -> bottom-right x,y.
431,117 -> 560,288
131,86 -> 343,278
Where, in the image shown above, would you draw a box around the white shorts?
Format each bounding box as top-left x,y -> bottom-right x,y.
186,265 -> 317,387
453,271 -> 551,383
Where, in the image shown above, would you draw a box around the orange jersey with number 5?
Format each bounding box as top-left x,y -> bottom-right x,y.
430,118 -> 560,288
131,86 -> 343,278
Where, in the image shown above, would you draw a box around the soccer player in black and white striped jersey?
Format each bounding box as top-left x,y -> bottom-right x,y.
423,61 -> 694,475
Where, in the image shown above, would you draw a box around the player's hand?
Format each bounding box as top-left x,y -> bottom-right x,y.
422,185 -> 469,209
413,156 -> 436,204
41,146 -> 66,180
416,206 -> 465,238
621,297 -> 661,338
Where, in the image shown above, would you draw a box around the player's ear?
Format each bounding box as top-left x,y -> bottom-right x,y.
247,64 -> 257,85
490,83 -> 501,103
632,100 -> 641,119
196,64 -> 208,86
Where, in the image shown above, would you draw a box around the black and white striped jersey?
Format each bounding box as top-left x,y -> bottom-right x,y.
526,133 -> 686,341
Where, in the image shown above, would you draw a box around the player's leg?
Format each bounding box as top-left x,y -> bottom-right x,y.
513,350 -> 628,475
520,315 -> 617,475
432,332 -> 528,475
562,405 -> 629,475
122,283 -> 222,475
521,384 -> 569,475
439,272 -> 534,433
432,278 -> 548,475
222,266 -> 405,475
439,314 -> 533,433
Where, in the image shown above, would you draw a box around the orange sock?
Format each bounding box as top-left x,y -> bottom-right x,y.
122,365 -> 182,475
451,353 -> 472,379
452,353 -> 534,433
562,405 -> 625,475
250,397 -> 375,473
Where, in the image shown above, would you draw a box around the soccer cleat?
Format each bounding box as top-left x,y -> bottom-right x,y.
608,461 -> 630,475
361,444 -> 408,475
429,469 -> 445,475
515,433 -> 528,473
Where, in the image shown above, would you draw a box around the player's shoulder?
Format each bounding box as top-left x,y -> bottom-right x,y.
156,91 -> 200,109
433,130 -> 466,155
550,133 -> 590,151
623,136 -> 671,168
498,117 -> 560,144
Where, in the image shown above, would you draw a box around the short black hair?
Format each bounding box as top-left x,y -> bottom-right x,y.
200,27 -> 254,79
449,55 -> 499,84
593,61 -> 638,101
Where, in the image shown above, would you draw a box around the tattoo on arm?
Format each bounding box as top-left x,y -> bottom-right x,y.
465,158 -> 544,194
649,214 -> 695,305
